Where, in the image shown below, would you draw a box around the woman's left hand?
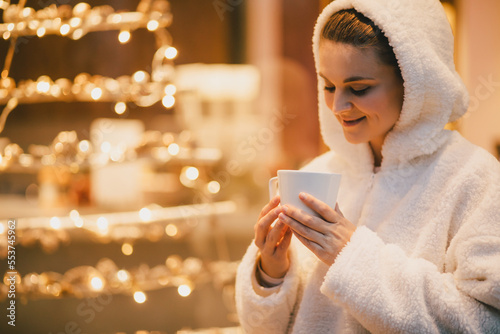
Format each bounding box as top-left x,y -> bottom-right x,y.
278,192 -> 357,266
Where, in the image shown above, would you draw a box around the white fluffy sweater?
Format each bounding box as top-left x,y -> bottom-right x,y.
235,0 -> 500,333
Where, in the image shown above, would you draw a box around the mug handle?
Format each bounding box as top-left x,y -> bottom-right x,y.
268,176 -> 278,200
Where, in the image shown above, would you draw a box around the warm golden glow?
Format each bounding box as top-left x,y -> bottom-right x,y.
167,143 -> 180,155
133,291 -> 146,303
36,27 -> 46,37
78,140 -> 90,153
118,30 -> 131,44
97,217 -> 108,230
147,20 -> 159,31
162,95 -> 175,108
114,102 -> 127,115
185,167 -> 199,181
50,217 -> 61,230
165,224 -> 178,237
90,87 -> 102,100
90,276 -> 104,291
177,284 -> 192,297
164,47 -> 178,59
117,270 -> 129,282
139,208 -> 152,222
60,24 -> 70,36
207,181 -> 221,194
164,84 -> 176,95
121,243 -> 133,256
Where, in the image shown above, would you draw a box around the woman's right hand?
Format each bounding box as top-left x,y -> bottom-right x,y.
254,196 -> 293,279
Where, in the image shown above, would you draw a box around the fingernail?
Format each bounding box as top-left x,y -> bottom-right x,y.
279,213 -> 286,220
281,206 -> 289,213
299,192 -> 307,200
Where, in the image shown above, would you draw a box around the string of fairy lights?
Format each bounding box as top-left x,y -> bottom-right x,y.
0,0 -> 178,133
0,0 -> 242,317
1,256 -> 239,303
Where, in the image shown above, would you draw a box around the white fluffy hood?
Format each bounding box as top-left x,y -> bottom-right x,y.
313,0 -> 469,172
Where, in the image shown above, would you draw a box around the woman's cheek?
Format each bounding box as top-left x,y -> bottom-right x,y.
324,92 -> 334,110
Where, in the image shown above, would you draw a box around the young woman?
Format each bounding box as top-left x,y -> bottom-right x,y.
235,0 -> 500,333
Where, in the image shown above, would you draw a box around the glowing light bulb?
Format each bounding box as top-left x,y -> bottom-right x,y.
114,102 -> 126,115
207,181 -> 221,194
165,224 -> 178,237
117,270 -> 129,282
162,95 -> 175,108
70,210 -> 80,221
133,71 -> 147,83
91,87 -> 102,100
164,84 -> 176,96
37,27 -> 46,37
134,291 -> 146,304
74,3 -> 91,16
121,243 -> 133,256
139,208 -> 152,222
69,17 -> 82,28
78,140 -> 90,153
90,276 -> 103,291
60,24 -> 70,35
110,14 -> 122,24
178,284 -> 192,297
36,81 -> 50,94
74,218 -> 84,228
50,217 -> 61,230
167,143 -> 179,156
164,47 -> 178,59
185,167 -> 199,181
100,142 -> 111,153
72,29 -> 84,40
97,217 -> 108,230
118,30 -> 131,44
147,20 -> 159,31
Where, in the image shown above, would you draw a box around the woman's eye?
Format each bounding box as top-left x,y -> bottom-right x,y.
350,87 -> 370,96
324,86 -> 335,93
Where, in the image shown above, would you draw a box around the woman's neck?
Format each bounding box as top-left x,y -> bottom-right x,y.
369,140 -> 383,167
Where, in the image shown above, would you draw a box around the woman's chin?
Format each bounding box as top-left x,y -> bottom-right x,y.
342,133 -> 366,145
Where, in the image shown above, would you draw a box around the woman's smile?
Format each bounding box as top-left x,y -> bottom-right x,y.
341,116 -> 366,127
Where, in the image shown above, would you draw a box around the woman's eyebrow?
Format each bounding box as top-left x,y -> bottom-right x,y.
319,73 -> 375,83
344,76 -> 375,83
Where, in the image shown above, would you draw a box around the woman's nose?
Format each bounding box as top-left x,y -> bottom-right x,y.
331,92 -> 352,114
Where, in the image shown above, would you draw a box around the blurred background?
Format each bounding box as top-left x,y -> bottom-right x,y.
0,0 -> 498,333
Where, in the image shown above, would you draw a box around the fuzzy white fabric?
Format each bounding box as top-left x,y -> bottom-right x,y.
235,0 -> 500,333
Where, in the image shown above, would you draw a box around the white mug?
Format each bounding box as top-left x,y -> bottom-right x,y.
269,170 -> 342,217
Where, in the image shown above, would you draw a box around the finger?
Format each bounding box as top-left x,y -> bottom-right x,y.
263,221 -> 289,255
279,212 -> 324,241
290,228 -> 322,254
281,204 -> 325,234
258,195 -> 281,220
254,206 -> 282,249
299,192 -> 340,223
277,227 -> 293,252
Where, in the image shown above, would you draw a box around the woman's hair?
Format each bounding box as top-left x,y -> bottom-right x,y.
321,9 -> 402,79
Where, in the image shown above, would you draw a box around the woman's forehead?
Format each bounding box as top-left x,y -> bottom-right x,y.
319,41 -> 391,81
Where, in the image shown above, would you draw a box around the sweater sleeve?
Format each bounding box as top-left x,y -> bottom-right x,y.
235,242 -> 301,334
321,222 -> 500,334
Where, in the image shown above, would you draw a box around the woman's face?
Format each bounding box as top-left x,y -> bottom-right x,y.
319,40 -> 404,149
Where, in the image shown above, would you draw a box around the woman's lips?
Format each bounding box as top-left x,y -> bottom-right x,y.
342,116 -> 366,127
